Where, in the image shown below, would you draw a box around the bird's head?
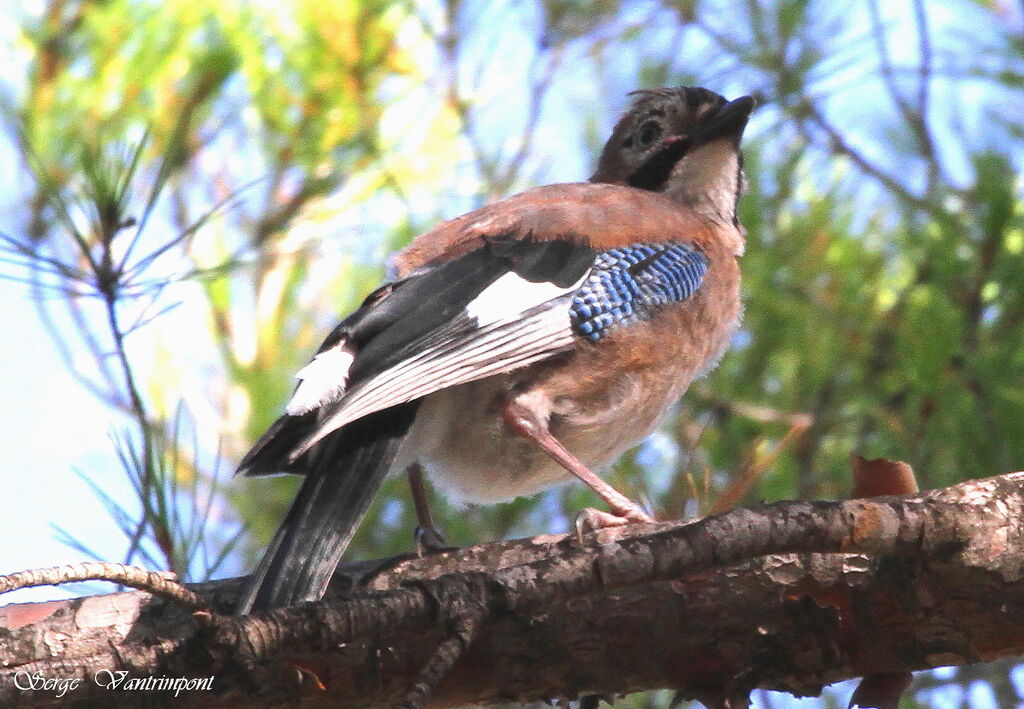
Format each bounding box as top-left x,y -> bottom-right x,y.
592,86 -> 755,226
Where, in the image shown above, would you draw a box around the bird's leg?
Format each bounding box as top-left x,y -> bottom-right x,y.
406,463 -> 450,554
502,401 -> 654,526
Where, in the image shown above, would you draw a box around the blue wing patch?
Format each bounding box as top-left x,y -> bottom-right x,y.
570,242 -> 708,341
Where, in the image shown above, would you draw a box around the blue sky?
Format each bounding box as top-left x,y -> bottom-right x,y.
0,275 -> 130,602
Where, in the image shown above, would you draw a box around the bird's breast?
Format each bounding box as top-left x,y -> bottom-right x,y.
396,367 -> 678,505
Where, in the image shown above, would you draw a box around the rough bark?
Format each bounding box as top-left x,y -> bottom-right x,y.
2,472 -> 1024,708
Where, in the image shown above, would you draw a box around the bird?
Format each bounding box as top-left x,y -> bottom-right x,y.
234,86 -> 755,614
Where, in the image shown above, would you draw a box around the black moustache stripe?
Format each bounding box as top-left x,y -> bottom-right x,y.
626,139 -> 689,191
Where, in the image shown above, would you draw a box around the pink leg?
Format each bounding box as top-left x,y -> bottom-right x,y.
502,401 -> 653,525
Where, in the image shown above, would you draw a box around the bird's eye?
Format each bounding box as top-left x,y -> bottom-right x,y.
638,121 -> 662,147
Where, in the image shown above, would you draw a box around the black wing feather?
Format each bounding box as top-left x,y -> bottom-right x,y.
346,237 -> 595,384
238,412 -> 316,476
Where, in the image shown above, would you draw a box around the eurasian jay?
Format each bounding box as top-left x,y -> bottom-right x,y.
235,86 -> 754,614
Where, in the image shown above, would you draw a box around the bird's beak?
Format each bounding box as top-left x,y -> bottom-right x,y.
694,96 -> 755,145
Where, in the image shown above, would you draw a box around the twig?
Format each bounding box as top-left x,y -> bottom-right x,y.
706,397 -> 813,428
396,602 -> 485,709
712,419 -> 810,514
910,0 -> 939,191
494,45 -> 565,191
867,0 -> 915,125
100,282 -> 159,568
867,0 -> 942,192
0,562 -> 208,611
30,275 -> 121,407
797,101 -> 932,213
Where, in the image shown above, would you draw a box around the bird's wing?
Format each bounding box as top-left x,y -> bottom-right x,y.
237,236 -> 598,473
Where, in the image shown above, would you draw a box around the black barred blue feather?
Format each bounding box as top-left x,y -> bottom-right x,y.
570,242 -> 707,341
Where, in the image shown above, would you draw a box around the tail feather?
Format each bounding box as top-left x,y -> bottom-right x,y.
235,403 -> 417,614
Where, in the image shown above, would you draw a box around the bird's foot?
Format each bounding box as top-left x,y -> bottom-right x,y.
414,525 -> 456,556
574,505 -> 654,542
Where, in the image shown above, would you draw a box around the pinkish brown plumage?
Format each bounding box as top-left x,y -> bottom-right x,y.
392,182 -> 738,278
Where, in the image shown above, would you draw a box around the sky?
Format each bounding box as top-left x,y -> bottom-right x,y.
0,275 -> 132,603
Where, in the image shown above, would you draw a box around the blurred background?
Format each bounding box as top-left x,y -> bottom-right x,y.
1,0 -> 1022,707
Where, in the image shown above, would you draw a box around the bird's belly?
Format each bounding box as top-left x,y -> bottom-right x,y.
395,373 -> 676,505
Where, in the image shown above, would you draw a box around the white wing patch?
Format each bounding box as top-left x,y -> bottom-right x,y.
466,271 -> 584,324
286,343 -> 356,415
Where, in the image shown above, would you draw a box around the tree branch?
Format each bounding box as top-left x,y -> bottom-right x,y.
3,472 -> 1024,707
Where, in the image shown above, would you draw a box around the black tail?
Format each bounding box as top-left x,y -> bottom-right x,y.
235,403 -> 417,614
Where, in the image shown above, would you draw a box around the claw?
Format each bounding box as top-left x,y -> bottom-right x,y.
414,525 -> 455,556
574,506 -> 654,543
